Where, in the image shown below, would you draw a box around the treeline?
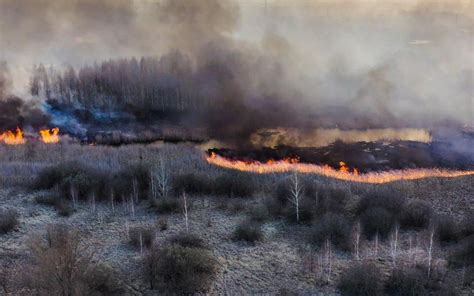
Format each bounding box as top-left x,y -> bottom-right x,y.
30,53 -> 210,112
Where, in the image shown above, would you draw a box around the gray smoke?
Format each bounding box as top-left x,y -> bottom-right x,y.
0,63 -> 50,130
0,0 -> 472,134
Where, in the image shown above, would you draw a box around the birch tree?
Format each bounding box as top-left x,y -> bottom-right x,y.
288,172 -> 303,223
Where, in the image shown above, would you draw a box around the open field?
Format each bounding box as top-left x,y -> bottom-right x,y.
0,142 -> 473,295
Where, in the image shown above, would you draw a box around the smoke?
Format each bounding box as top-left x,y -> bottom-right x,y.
0,62 -> 50,130
250,128 -> 432,148
0,0 -> 472,143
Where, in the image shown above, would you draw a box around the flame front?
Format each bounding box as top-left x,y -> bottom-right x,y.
207,152 -> 474,184
39,128 -> 60,144
0,128 -> 26,145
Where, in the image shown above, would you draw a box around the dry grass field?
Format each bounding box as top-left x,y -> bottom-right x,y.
0,142 -> 473,295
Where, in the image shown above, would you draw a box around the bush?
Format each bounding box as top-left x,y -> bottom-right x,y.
129,226 -> 155,249
157,217 -> 168,231
213,173 -> 255,198
144,245 -> 217,293
55,199 -> 74,217
449,235 -> 474,267
82,264 -> 126,295
232,221 -> 263,244
385,268 -> 427,295
459,214 -> 474,239
248,205 -> 270,223
400,199 -> 432,230
172,173 -> 212,195
111,164 -> 151,198
0,209 -> 18,234
309,213 -> 352,250
271,179 -> 315,223
361,207 -> 395,238
338,263 -> 382,296
169,232 -> 205,249
152,198 -> 181,214
385,267 -> 457,296
434,215 -> 458,244
33,161 -> 83,190
284,198 -> 315,224
28,224 -> 125,295
357,190 -> 405,217
314,186 -> 351,216
34,162 -> 110,201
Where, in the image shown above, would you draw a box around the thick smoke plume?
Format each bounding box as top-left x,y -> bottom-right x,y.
0,0 -> 472,144
0,62 -> 50,131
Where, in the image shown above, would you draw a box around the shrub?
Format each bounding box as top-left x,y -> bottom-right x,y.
248,205 -> 270,222
82,264 -> 126,295
309,213 -> 352,250
112,164 -> 151,198
315,186 -> 351,216
0,209 -> 18,234
232,221 -> 263,244
28,224 -> 124,295
169,232 -> 205,249
144,245 -> 217,293
157,217 -> 168,231
385,268 -> 427,295
213,173 -> 255,198
35,192 -> 74,217
34,192 -> 59,206
400,199 -> 432,230
34,162 -> 109,201
55,199 -> 74,217
284,198 -> 315,224
33,161 -> 82,190
152,198 -> 181,214
129,226 -> 155,249
449,235 -> 474,267
361,207 -> 395,238
172,173 -> 212,195
357,190 -> 405,217
434,215 -> 458,244
459,214 -> 474,239
338,263 -> 382,296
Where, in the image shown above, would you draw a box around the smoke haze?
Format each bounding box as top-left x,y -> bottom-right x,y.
0,0 -> 472,138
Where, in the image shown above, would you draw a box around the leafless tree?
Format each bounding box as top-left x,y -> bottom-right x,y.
287,172 -> 303,223
353,220 -> 361,260
426,227 -> 435,278
151,156 -> 170,200
389,223 -> 400,267
70,185 -> 78,209
183,192 -> 189,232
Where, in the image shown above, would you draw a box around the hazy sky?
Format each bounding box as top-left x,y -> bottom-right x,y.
0,0 -> 472,126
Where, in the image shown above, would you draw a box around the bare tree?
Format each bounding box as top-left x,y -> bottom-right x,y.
110,189 -> 115,212
353,220 -> 361,260
426,227 -> 435,278
324,239 -> 333,283
288,172 -> 303,223
389,223 -> 400,267
183,192 -> 189,232
373,232 -> 379,258
70,185 -> 78,209
151,156 -> 170,200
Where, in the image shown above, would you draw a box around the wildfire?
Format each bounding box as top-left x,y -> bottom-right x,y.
39,127 -> 60,144
0,128 -> 26,145
0,127 -> 61,145
206,152 -> 474,184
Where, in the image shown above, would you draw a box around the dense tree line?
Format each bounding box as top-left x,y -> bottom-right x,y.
30,53 -> 210,112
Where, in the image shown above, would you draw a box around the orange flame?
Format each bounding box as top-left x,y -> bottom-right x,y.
39,127 -> 60,144
0,128 -> 26,145
206,152 -> 474,184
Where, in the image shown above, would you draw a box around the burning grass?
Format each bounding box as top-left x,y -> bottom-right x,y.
206,152 -> 474,184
